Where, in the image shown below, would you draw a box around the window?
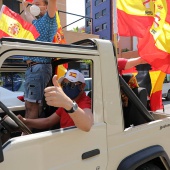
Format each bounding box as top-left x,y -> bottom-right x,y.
86,6 -> 91,15
86,19 -> 92,27
95,26 -> 100,32
95,12 -> 101,19
95,9 -> 106,19
95,0 -> 106,6
95,23 -> 107,32
102,9 -> 106,16
102,23 -> 107,30
95,0 -> 102,6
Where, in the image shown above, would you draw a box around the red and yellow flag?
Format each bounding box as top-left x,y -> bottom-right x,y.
122,65 -> 165,111
117,0 -> 155,37
0,5 -> 39,40
138,0 -> 170,73
53,11 -> 66,44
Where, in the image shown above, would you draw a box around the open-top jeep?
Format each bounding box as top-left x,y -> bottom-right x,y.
0,38 -> 170,170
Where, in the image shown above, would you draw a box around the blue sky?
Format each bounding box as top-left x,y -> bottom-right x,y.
66,0 -> 85,30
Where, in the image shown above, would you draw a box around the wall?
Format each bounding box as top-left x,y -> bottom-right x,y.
63,30 -> 99,44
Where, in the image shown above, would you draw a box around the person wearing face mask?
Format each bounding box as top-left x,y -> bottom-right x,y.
18,69 -> 94,132
21,0 -> 57,123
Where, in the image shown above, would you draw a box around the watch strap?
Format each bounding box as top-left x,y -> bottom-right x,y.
65,101 -> 78,113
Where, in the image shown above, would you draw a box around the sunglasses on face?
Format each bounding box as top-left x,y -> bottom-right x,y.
61,81 -> 82,89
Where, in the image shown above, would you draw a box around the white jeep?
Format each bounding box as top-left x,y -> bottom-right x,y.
0,38 -> 170,170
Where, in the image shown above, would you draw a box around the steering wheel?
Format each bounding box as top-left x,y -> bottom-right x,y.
0,101 -> 32,135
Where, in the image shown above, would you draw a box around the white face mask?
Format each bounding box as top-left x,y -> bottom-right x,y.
30,5 -> 40,17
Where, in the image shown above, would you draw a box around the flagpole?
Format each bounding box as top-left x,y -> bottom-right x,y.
112,0 -> 119,58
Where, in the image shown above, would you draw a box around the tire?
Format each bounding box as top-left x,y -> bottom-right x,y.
166,90 -> 170,101
136,163 -> 161,170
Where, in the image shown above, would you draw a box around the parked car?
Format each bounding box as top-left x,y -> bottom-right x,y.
84,78 -> 92,96
162,82 -> 170,100
0,86 -> 24,114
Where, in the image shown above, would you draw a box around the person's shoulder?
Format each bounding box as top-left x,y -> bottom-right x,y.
45,12 -> 56,20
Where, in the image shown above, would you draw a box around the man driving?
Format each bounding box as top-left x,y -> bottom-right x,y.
18,69 -> 93,132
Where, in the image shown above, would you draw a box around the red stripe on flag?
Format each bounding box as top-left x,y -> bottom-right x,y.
150,91 -> 163,111
165,0 -> 170,23
0,30 -> 11,37
138,31 -> 170,73
117,9 -> 154,37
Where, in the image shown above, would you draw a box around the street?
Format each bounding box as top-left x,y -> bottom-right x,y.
156,99 -> 170,114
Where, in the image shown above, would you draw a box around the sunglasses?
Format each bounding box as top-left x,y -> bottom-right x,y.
61,81 -> 82,89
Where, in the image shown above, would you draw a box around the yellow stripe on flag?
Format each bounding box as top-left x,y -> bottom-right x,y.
117,0 -> 154,16
149,71 -> 166,93
0,13 -> 36,40
149,0 -> 170,53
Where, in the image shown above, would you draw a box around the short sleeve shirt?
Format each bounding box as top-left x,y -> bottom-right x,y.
56,92 -> 91,128
118,58 -> 128,75
23,13 -> 57,63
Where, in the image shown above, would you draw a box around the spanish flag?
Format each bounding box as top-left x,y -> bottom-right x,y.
53,11 -> 66,44
138,0 -> 170,73
117,0 -> 154,37
0,5 -> 39,40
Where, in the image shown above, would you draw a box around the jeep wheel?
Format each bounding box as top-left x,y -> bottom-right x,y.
136,163 -> 161,170
166,89 -> 170,101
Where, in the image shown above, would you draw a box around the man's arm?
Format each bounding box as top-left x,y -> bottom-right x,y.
68,108 -> 93,132
44,75 -> 94,132
18,112 -> 60,129
47,0 -> 57,18
124,57 -> 147,70
22,0 -> 35,23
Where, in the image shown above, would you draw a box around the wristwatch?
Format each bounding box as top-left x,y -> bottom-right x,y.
65,101 -> 78,113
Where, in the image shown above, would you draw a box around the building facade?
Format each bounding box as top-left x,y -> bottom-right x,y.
85,0 -> 139,58
85,0 -> 112,40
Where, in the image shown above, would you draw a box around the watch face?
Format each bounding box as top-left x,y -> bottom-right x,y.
73,101 -> 78,111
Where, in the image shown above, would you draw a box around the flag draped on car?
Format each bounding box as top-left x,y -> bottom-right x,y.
0,5 -> 39,40
117,0 -> 154,37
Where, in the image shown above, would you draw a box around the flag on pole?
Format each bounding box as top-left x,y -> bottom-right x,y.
117,0 -> 154,37
138,0 -> 170,73
53,11 -> 66,44
0,5 -> 39,40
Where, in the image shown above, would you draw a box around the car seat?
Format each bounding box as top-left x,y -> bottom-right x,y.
121,74 -> 153,128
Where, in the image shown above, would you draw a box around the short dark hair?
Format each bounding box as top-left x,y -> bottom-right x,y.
43,0 -> 48,5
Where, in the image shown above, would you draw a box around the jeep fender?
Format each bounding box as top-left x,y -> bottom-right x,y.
117,145 -> 170,170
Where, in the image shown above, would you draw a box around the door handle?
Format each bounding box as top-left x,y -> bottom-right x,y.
82,149 -> 100,160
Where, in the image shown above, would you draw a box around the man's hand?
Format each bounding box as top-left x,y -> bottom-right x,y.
22,0 -> 29,10
17,114 -> 26,123
44,75 -> 72,109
